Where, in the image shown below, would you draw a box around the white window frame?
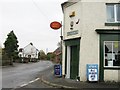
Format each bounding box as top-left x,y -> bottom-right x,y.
104,41 -> 120,68
106,4 -> 120,23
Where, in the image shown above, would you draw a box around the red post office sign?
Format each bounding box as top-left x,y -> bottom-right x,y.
50,21 -> 62,30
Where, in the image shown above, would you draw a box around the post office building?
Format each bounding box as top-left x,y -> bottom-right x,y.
61,0 -> 120,82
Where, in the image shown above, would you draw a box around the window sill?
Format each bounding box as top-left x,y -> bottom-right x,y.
105,22 -> 120,26
104,66 -> 120,70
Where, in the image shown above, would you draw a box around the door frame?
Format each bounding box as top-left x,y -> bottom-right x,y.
64,38 -> 80,79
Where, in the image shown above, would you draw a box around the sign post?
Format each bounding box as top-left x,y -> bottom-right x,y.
50,21 -> 63,63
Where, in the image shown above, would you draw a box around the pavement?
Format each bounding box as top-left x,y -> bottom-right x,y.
39,66 -> 120,90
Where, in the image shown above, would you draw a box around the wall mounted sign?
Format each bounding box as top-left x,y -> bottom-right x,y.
69,11 -> 75,17
67,30 -> 78,36
50,21 -> 62,30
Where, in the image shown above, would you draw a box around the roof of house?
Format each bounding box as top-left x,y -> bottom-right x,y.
61,0 -> 79,12
54,47 -> 61,55
54,47 -> 61,52
19,43 -> 39,54
23,43 -> 39,51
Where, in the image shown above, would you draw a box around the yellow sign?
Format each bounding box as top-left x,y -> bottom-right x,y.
114,42 -> 118,48
69,11 -> 75,17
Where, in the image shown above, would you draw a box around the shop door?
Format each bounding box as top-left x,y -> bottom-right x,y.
70,45 -> 79,79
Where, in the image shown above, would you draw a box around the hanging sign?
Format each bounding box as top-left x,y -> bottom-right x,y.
50,21 -> 62,30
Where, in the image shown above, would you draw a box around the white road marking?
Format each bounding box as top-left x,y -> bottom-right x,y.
20,83 -> 28,87
20,78 -> 40,87
29,78 -> 40,84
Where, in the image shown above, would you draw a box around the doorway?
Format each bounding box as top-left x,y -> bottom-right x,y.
65,38 -> 80,80
70,45 -> 79,79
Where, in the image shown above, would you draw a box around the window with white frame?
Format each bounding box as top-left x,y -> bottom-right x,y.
106,4 -> 120,23
104,41 -> 120,67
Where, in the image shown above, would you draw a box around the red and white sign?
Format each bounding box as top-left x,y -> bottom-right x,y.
50,21 -> 62,30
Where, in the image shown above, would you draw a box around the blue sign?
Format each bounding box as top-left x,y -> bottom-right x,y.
54,64 -> 62,77
87,64 -> 98,82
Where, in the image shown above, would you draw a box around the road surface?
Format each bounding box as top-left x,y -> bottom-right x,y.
2,61 -> 54,89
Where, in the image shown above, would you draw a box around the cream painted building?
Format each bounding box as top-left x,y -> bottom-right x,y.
61,0 -> 120,82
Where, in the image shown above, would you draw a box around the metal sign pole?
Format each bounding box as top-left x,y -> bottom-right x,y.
60,21 -> 63,65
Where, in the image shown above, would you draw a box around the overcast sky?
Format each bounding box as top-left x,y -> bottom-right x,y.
0,0 -> 67,53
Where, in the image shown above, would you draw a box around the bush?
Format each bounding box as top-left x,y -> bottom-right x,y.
2,53 -> 11,66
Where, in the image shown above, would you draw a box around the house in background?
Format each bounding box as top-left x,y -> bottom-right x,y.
18,43 -> 39,62
53,47 -> 62,63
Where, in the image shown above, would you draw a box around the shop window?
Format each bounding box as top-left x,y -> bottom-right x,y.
104,41 -> 120,67
106,4 -> 120,23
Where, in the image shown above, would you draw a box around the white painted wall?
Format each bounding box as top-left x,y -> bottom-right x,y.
63,2 -> 82,40
80,1 -> 119,81
104,70 -> 119,82
19,44 -> 39,59
23,45 -> 38,58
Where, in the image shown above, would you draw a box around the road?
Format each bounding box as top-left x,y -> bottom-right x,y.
2,61 -> 54,89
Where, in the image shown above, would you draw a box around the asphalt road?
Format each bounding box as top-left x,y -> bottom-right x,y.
2,61 -> 54,89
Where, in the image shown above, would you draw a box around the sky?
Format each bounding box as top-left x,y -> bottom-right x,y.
0,0 -> 67,53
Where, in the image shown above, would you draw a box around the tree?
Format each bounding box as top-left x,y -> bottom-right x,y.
4,31 -> 19,64
46,52 -> 56,61
38,50 -> 46,60
2,48 -> 10,66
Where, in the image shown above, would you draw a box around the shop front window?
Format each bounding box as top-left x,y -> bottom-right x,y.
104,41 -> 120,67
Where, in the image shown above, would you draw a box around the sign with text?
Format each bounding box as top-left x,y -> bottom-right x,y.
87,64 -> 98,82
54,64 -> 62,77
67,30 -> 78,36
50,21 -> 62,30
